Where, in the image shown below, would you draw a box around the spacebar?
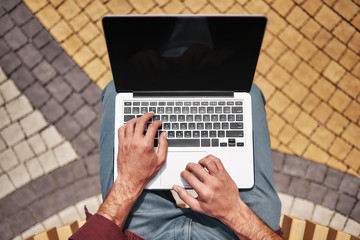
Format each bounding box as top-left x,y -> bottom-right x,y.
167,139 -> 200,147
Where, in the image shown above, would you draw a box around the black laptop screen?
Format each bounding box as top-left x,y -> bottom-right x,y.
102,16 -> 267,93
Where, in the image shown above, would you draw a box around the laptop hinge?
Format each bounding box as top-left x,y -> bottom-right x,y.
133,91 -> 234,97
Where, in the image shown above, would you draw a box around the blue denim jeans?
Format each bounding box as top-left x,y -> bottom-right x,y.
99,81 -> 281,239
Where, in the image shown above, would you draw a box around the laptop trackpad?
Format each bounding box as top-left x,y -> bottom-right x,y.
161,151 -> 207,187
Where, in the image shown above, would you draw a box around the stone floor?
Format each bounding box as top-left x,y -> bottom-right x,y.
0,0 -> 359,239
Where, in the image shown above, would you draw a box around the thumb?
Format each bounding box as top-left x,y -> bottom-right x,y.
172,185 -> 201,211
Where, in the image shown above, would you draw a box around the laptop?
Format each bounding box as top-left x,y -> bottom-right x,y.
102,15 -> 267,189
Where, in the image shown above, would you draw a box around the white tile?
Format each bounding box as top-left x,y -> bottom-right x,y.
5,95 -> 33,121
311,205 -> 334,226
41,126 -> 63,149
42,214 -> 62,230
75,196 -> 101,219
13,140 -> 34,162
0,136 -> 6,152
11,236 -> 21,240
8,164 -> 31,188
0,122 -> 25,146
25,157 -> 44,180
0,174 -> 16,198
38,150 -> 59,173
53,142 -> 78,166
27,134 -> 47,155
59,206 -> 82,225
278,193 -> 294,215
0,67 -> 7,84
0,92 -> 4,106
329,212 -> 347,230
0,106 -> 11,130
21,223 -> 45,239
290,198 -> 314,220
0,148 -> 18,171
343,218 -> 360,236
20,110 -> 47,137
0,80 -> 20,102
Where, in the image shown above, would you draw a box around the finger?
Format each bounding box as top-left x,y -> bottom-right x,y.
172,185 -> 201,211
199,155 -> 224,174
118,126 -> 126,141
156,131 -> 168,162
134,112 -> 155,136
145,120 -> 162,141
125,118 -> 137,137
181,169 -> 206,193
185,162 -> 210,183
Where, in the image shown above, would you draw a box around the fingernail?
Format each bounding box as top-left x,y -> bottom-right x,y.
172,186 -> 179,193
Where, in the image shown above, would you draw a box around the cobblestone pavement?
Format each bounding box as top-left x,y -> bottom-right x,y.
0,0 -> 359,239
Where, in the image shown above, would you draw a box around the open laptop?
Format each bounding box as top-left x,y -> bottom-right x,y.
102,15 -> 267,189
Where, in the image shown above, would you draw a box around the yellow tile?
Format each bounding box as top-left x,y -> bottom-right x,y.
244,0 -> 270,14
61,34 -> 83,56
278,50 -> 301,73
288,133 -> 309,155
49,0 -> 64,7
283,103 -> 302,123
293,62 -> 319,87
329,137 -> 352,161
311,77 -> 336,101
265,38 -> 287,60
271,0 -> 294,16
227,4 -> 248,15
295,39 -> 318,61
351,12 -> 360,30
326,111 -> 349,135
348,31 -> 360,54
129,0 -> 156,13
75,0 -> 92,8
338,73 -> 360,99
344,101 -> 360,123
73,46 -> 95,67
58,0 -> 81,20
301,0 -> 322,15
315,5 -> 341,31
323,61 -> 346,84
78,23 -> 100,44
106,0 -> 133,14
155,0 -> 170,6
184,0 -> 207,13
84,58 -> 107,81
326,157 -> 348,172
267,65 -> 291,88
89,35 -> 107,57
97,72 -> 112,90
300,18 -> 321,40
147,6 -> 166,14
85,0 -> 108,21
254,78 -> 276,100
303,144 -> 329,164
266,10 -> 287,35
329,89 -> 351,112
347,168 -> 360,178
339,49 -> 358,71
163,0 -> 185,14
312,102 -> 333,124
342,123 -> 360,148
301,92 -> 321,114
283,79 -> 308,104
344,148 -> 360,171
279,25 -> 303,49
262,31 -> 274,50
267,90 -> 291,114
287,6 -> 308,29
36,4 -> 61,29
70,12 -> 89,32
209,0 -> 234,12
198,3 -> 219,14
257,52 -> 274,75
276,144 -> 294,155
352,61 -> 360,79
310,126 -> 335,150
50,20 -> 73,43
23,0 -> 48,12
333,0 -> 358,21
268,114 -> 286,136
270,134 -> 281,149
310,50 -> 331,72
333,21 -> 356,45
278,125 -> 298,145
294,112 -> 318,136
313,28 -> 332,48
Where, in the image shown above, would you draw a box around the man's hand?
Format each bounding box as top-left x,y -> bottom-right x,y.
98,112 -> 167,229
173,155 -> 282,239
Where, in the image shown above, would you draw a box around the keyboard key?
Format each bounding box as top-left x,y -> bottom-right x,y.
228,115 -> 235,121
222,123 -> 229,129
199,107 -> 206,113
235,101 -> 242,105
185,131 -> 191,138
191,107 -> 197,113
168,131 -> 175,138
218,101 -> 225,105
226,131 -> 244,137
178,115 -> 185,121
141,107 -> 148,114
201,102 -> 209,106
168,139 -> 200,147
197,123 -> 204,130
166,107 -> 173,114
220,142 -> 227,147
215,107 -> 222,113
167,102 -> 174,106
163,123 -> 171,130
207,107 -> 214,113
153,115 -> 161,121
193,131 -> 200,138
124,115 -> 135,122
211,115 -> 218,121
184,102 -> 191,106
228,138 -> 236,147
159,102 -> 166,106
161,115 -> 169,122
170,115 -> 177,122
124,102 -> 131,106
195,115 -> 202,121
172,123 -> 179,130
212,139 -> 219,147
176,131 -> 183,138
210,131 -> 217,137
150,102 -> 157,106
193,102 -> 200,106
133,102 -> 140,106
205,123 -> 212,129
230,122 -> 243,129
182,107 -> 189,114
236,114 -> 243,121
180,123 -> 187,130
133,107 -> 139,114
201,131 -> 208,137
218,130 -> 225,137
157,107 -> 164,114
176,102 -> 183,106
227,101 -> 234,105
224,107 -> 231,113
174,107 -> 181,114
203,115 -> 210,121
213,123 -> 221,129
141,102 -> 149,106
188,122 -> 196,130
237,142 -> 244,147
124,107 -> 131,114
149,107 -> 156,113
220,115 -> 227,121
186,115 -> 194,122
201,139 -> 210,147
232,107 -> 243,113
210,102 -> 217,106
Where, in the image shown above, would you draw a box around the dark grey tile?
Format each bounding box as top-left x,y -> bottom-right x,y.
0,221 -> 14,240
41,41 -> 62,62
283,155 -> 307,177
71,131 -> 97,157
24,82 -> 50,108
81,83 -> 101,106
350,201 -> 360,222
64,67 -> 90,92
74,177 -> 97,201
1,0 -> 21,12
8,208 -> 36,234
272,151 -> 284,172
46,76 -> 72,103
53,186 -> 78,211
307,182 -> 326,204
11,65 -> 35,90
33,29 -> 52,48
70,160 -> 88,180
85,153 -> 99,175
0,195 -> 19,217
91,175 -> 101,195
51,164 -> 74,188
9,3 -> 32,25
30,174 -> 57,198
0,51 -> 21,74
3,27 -> 27,50
55,114 -> 82,140
0,38 -> 10,57
21,17 -> 42,38
52,52 -> 74,75
11,185 -> 36,208
336,193 -> 356,215
324,168 -> 344,190
87,117 -> 100,142
33,60 -> 57,84
73,105 -> 97,128
287,177 -> 309,198
273,172 -> 291,193
63,92 -> 85,114
305,161 -> 327,183
30,194 -> 58,222
40,98 -> 65,123
16,43 -> 42,69
0,14 -> 14,36
322,189 -> 339,210
338,174 -> 360,197
93,101 -> 101,115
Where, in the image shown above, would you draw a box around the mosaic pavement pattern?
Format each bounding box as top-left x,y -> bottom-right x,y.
0,0 -> 359,239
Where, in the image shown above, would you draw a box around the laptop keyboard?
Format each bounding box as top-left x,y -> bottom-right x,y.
123,100 -> 245,148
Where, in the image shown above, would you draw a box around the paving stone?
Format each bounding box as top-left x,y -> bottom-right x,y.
0,148 -> 18,171
40,41 -> 62,62
3,27 -> 27,50
33,60 -> 57,84
0,122 -> 25,146
305,160 -> 328,183
0,107 -> 10,129
0,221 -> 14,240
84,153 -> 99,175
272,151 -> 284,172
0,15 -> 14,36
55,114 -> 82,140
336,193 -> 356,215
307,182 -> 326,204
311,205 -> 334,226
20,110 -> 47,137
5,95 -> 33,121
350,201 -> 360,222
0,51 -> 21,74
30,174 -> 57,198
1,0 -> 21,12
324,168 -> 344,190
21,17 -> 42,38
40,98 -> 65,124
26,157 -> 44,179
288,177 -> 309,198
9,4 -> 32,25
338,174 -> 360,197
0,174 -> 15,199
273,172 -> 290,193
63,92 -> 84,114
53,142 -> 78,166
53,185 -> 78,211
40,126 -> 63,149
70,160 -> 87,180
0,67 -> 6,84
91,175 -> 101,195
51,164 -> 74,188
52,52 -> 74,75
0,38 -> 10,57
344,218 -> 360,237
290,197 -> 314,220
81,83 -> 101,106
0,79 -> 20,102
87,117 -> 100,142
38,150 -> 59,174
93,101 -> 101,115
329,212 -> 347,230
23,82 -> 50,108
16,43 -> 42,69
8,164 -> 31,188
42,214 -> 62,230
283,155 -> 308,177
74,177 -> 98,201
322,189 -> 339,210
33,29 -> 53,48
10,66 -> 35,90
73,104 -> 97,128
64,67 -> 91,92
46,76 -> 72,103
11,185 -> 36,208
71,131 -> 97,157
30,194 -> 58,222
75,196 -> 100,218
13,140 -> 34,162
58,205 -> 82,225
